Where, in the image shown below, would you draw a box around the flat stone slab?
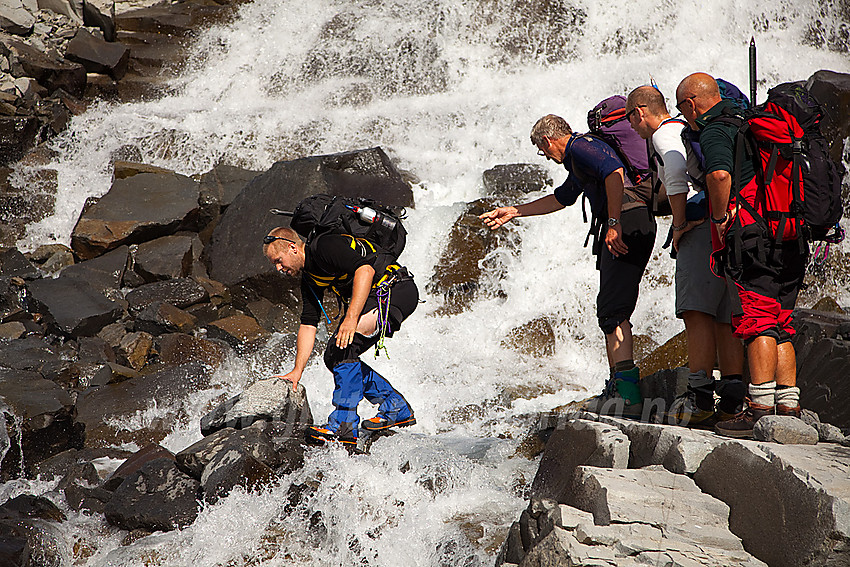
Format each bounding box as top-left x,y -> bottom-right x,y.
26,276 -> 123,336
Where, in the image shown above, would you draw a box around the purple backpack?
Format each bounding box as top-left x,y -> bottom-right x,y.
587,95 -> 651,186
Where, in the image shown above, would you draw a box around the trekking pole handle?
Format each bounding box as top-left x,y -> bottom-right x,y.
270,208 -> 294,216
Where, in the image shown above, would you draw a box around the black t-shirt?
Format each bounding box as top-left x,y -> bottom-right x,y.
299,234 -> 394,326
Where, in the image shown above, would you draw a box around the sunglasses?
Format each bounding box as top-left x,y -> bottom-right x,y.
263,235 -> 295,245
676,95 -> 696,112
625,105 -> 646,122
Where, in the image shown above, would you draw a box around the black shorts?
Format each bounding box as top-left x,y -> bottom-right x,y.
323,278 -> 419,369
596,207 -> 656,334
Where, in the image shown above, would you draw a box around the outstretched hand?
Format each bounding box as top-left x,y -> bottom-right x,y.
479,206 -> 519,230
271,371 -> 301,391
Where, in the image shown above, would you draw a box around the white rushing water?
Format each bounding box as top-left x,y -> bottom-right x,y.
6,0 -> 850,565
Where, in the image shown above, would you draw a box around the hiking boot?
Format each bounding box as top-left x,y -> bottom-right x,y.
666,389 -> 716,428
581,366 -> 643,418
714,400 -> 774,439
775,404 -> 802,418
361,414 -> 416,433
306,425 -> 358,446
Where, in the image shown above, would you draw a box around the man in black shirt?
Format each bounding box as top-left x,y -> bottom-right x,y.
264,226 -> 418,445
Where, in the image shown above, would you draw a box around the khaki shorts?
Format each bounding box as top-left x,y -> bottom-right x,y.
675,221 -> 732,324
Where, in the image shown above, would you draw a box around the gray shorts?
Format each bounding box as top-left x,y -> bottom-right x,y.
675,221 -> 732,324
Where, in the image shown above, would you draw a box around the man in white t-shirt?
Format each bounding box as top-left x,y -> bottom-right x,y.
625,85 -> 744,427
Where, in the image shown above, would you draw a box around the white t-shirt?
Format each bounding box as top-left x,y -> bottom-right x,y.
650,118 -> 699,198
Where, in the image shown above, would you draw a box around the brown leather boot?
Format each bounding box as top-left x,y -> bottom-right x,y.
775,404 -> 802,418
714,399 -> 774,439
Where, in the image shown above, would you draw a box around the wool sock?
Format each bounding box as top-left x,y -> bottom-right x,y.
775,385 -> 800,409
748,381 -> 776,407
614,359 -> 635,373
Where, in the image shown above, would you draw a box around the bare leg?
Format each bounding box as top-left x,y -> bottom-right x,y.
715,322 -> 744,376
681,310 -> 716,375
605,320 -> 634,367
748,336 -> 778,385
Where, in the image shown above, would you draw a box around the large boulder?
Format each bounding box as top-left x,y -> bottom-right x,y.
131,234 -> 195,282
5,39 -> 87,97
70,170 -> 201,260
104,457 -> 200,531
125,277 -> 208,314
0,115 -> 41,167
200,378 -> 312,438
0,1 -> 35,35
205,147 -> 413,288
25,276 -> 124,336
65,29 -> 130,79
0,368 -> 83,479
59,245 -> 129,293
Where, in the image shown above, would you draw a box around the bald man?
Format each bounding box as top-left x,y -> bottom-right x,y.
626,85 -> 744,428
675,73 -> 808,438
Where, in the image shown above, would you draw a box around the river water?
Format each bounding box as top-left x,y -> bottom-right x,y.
4,0 -> 850,565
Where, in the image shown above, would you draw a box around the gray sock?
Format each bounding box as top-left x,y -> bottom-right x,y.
749,381 -> 776,407
775,386 -> 800,409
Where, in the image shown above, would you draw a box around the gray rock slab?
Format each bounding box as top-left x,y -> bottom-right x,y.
753,415 -> 819,445
530,418 -> 629,503
132,234 -> 194,282
60,245 -> 129,292
26,276 -> 123,336
5,39 -> 86,97
200,449 -> 276,503
125,277 -> 208,313
200,378 -> 312,438
482,163 -> 552,196
135,301 -> 197,335
70,171 -> 200,260
65,28 -> 129,79
104,457 -> 200,531
694,440 -> 850,567
175,425 -> 281,480
102,443 -> 174,492
0,1 -> 35,35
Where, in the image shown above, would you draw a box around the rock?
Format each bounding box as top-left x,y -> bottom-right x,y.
699,441 -> 850,566
751,415 -> 818,445
0,494 -> 64,522
134,301 -> 197,335
64,483 -> 113,512
5,39 -> 86,97
88,362 -> 139,387
60,245 -> 128,293
0,336 -> 63,372
815,421 -> 846,444
131,234 -> 194,282
201,450 -> 276,502
77,335 -> 116,363
500,316 -> 556,357
792,309 -> 850,429
0,248 -> 39,279
482,163 -> 552,196
0,519 -> 65,567
70,170 -> 201,260
156,332 -> 228,369
116,330 -> 153,370
636,330 -> 688,378
200,378 -> 312,438
0,368 -> 82,479
0,115 -> 40,166
65,28 -> 129,79
36,0 -> 83,23
198,163 -> 260,215
0,1 -> 35,36
0,321 -> 25,339
104,457 -> 201,531
806,70 -> 850,162
206,147 -> 413,288
245,296 -> 299,334
112,160 -> 172,180
25,276 -> 123,336
102,443 -> 174,491
125,277 -> 208,314
205,313 -> 270,349
115,0 -> 241,36
530,419 -> 629,503
428,198 -> 520,313
75,362 -> 210,448
175,425 -> 281,480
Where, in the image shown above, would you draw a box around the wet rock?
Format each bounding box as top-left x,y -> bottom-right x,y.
156,332 -> 228,369
65,28 -> 129,79
125,277 -> 208,314
131,234 -> 194,282
5,39 -> 86,97
115,0 -> 241,36
694,441 -> 850,567
753,415 -> 819,445
70,170 -> 200,260
175,425 -> 281,480
206,147 -> 412,288
0,115 -> 40,166
112,160 -> 172,180
134,301 -> 197,335
104,457 -> 201,531
0,519 -> 66,567
806,70 -> 850,162
77,335 -> 116,363
202,450 -> 276,503
792,308 -> 850,429
116,330 -> 153,370
0,1 -> 35,35
0,248 -> 39,279
194,276 -> 230,306
60,245 -> 128,293
198,163 -> 260,216
25,276 -> 123,336
0,321 -> 25,339
200,378 -> 312,438
482,163 -> 552,196
0,494 -> 65,522
0,368 -> 82,479
0,336 -> 62,372
530,419 -> 629,503
205,313 -> 269,349
636,330 -> 688,378
75,362 -> 210,448
88,362 -> 139,387
102,443 -> 174,492
428,198 -> 520,313
64,483 -> 113,513
500,316 -> 556,357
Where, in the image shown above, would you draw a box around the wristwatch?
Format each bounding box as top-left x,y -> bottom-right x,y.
607,218 -> 620,227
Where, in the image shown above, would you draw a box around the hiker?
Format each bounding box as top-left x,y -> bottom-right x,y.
480,114 -> 656,417
675,73 -> 807,437
625,85 -> 745,427
263,226 -> 418,445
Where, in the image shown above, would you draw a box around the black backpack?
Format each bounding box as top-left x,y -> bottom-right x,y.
280,194 -> 407,259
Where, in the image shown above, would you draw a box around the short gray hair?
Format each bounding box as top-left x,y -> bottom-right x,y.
530,114 -> 572,146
